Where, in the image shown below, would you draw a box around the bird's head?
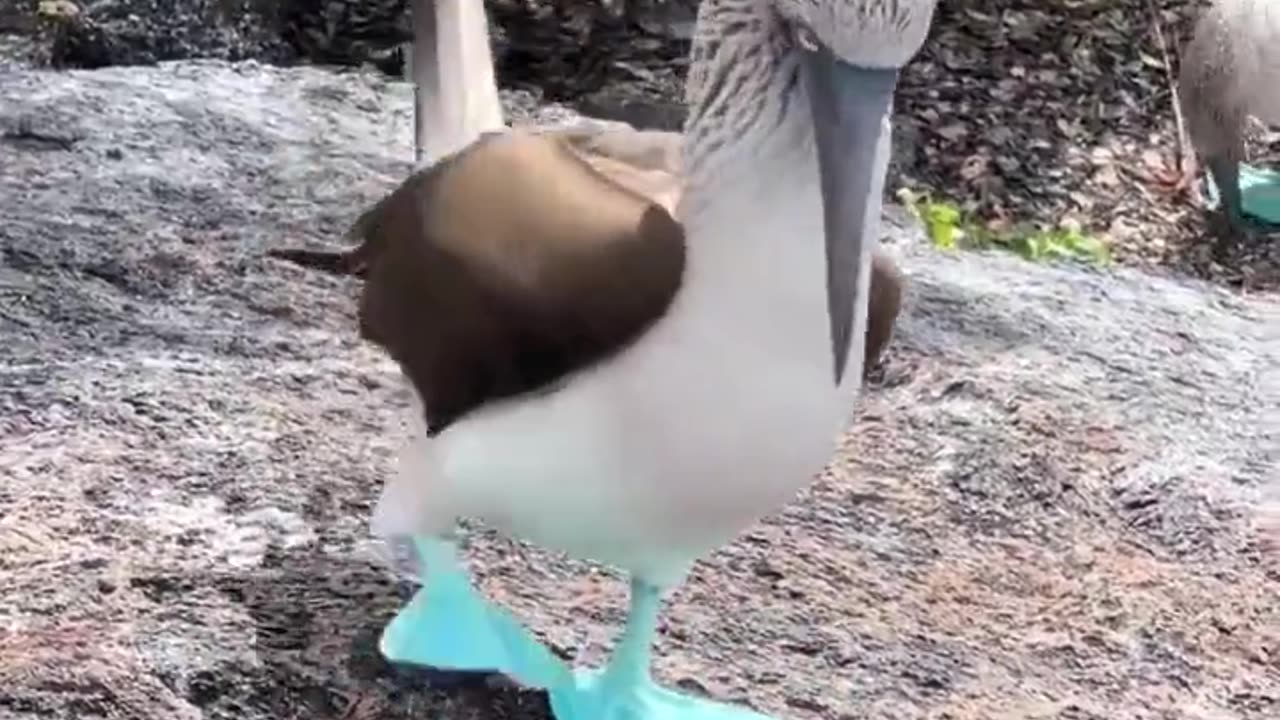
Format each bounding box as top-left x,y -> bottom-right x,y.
774,0 -> 937,384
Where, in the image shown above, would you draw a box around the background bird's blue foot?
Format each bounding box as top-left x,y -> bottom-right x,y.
378,537 -> 570,689
551,672 -> 774,720
1204,163 -> 1280,230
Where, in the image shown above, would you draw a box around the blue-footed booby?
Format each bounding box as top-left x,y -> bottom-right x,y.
274,1 -> 936,718
1175,0 -> 1280,230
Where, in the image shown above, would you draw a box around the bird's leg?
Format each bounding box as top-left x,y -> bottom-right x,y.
410,0 -> 438,168
601,577 -> 663,690
551,577 -> 773,720
553,577 -> 667,720
409,0 -> 505,166
1203,153 -> 1258,243
1207,155 -> 1244,230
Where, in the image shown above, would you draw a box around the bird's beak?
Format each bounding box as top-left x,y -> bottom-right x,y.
801,48 -> 898,385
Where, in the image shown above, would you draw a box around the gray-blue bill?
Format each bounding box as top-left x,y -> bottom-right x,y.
801,49 -> 898,385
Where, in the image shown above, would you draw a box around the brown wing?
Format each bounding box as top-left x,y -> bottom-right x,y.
354,131 -> 686,435
267,122 -> 900,419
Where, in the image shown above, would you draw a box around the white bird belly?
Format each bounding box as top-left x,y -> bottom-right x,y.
373,301 -> 856,586
476,359 -> 843,580
371,137 -> 868,586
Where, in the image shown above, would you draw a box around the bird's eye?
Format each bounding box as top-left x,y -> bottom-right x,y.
793,23 -> 821,52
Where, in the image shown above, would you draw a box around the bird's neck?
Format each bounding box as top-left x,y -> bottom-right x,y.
678,0 -> 812,216
679,100 -> 818,241
676,100 -> 823,316
677,0 -> 819,260
669,9 -> 835,376
680,0 -> 792,176
665,0 -> 853,388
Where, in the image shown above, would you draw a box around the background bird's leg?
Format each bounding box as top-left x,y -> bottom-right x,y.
411,0 -> 439,167
436,0 -> 505,133
1207,154 -> 1244,232
411,0 -> 505,166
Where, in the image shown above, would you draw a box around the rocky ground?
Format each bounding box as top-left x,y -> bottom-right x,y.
2,59 -> 1278,720
2,2 -> 1279,720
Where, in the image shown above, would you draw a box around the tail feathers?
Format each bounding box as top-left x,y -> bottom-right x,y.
266,247 -> 366,278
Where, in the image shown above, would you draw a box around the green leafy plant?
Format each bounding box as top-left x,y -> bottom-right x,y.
896,188 -> 1111,266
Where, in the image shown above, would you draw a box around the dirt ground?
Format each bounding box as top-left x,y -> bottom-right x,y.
1,62 -> 1277,720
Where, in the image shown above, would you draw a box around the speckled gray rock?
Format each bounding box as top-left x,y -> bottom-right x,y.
1,62 -> 1278,720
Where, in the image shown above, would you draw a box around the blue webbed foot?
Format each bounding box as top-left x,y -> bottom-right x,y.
381,542 -> 779,720
1205,161 -> 1280,230
378,537 -> 570,689
550,578 -> 773,720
